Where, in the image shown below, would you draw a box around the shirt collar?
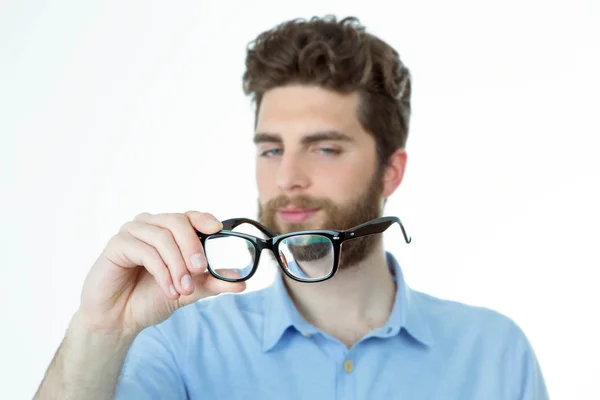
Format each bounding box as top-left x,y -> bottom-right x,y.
262,252 -> 435,352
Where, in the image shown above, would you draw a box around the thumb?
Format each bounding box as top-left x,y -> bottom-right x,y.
176,270 -> 246,308
185,211 -> 222,234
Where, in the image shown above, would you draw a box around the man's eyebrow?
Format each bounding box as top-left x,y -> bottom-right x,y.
253,131 -> 353,145
301,131 -> 354,145
253,133 -> 282,144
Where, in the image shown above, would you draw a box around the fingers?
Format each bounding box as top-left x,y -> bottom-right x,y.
126,212 -> 224,296
162,213 -> 214,273
121,221 -> 193,296
107,232 -> 180,300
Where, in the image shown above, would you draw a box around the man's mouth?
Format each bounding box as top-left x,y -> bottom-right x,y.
277,207 -> 320,223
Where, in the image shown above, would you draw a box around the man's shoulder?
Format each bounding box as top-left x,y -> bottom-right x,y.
408,288 -> 547,397
409,287 -> 524,343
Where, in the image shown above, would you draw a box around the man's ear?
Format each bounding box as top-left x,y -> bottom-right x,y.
381,148 -> 408,198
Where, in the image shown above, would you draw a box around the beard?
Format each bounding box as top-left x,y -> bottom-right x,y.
258,171 -> 385,270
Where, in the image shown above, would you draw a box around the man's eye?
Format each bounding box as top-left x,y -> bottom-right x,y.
260,148 -> 283,157
317,147 -> 341,155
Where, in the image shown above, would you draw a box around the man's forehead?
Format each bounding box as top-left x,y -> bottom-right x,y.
256,86 -> 363,141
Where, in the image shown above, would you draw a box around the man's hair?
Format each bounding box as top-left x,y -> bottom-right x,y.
242,15 -> 412,168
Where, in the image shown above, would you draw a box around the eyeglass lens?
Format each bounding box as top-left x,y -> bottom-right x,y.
278,234 -> 334,281
204,233 -> 335,281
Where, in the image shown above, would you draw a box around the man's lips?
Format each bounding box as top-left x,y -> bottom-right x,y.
278,207 -> 319,223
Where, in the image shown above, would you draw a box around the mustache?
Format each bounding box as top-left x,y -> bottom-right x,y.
264,195 -> 334,210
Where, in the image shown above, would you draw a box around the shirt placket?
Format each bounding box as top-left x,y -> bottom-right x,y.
334,345 -> 357,400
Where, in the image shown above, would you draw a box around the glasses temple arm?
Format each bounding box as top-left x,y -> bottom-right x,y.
345,217 -> 412,244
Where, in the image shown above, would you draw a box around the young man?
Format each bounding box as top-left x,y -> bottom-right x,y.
35,16 -> 548,399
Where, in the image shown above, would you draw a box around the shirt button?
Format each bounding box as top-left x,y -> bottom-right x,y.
301,332 -> 311,338
344,360 -> 354,373
386,326 -> 393,334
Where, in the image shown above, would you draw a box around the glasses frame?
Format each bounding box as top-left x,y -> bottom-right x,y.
196,216 -> 412,283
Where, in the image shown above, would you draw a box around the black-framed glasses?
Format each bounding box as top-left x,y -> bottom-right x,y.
196,216 -> 412,283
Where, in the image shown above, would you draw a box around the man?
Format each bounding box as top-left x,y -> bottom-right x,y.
35,16 -> 548,399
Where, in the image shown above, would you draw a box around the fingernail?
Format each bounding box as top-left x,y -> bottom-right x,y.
191,253 -> 206,270
181,274 -> 193,291
169,284 -> 178,296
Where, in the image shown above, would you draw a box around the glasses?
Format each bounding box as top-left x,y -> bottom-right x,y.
196,216 -> 412,283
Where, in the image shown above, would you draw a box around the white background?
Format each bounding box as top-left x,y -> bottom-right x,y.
1,0 -> 599,398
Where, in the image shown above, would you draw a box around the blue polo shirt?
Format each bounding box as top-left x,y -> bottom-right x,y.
115,253 -> 549,399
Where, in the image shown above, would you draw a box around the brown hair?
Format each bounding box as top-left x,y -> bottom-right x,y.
242,15 -> 412,168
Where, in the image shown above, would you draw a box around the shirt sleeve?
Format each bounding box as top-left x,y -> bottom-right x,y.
508,322 -> 550,400
114,325 -> 187,399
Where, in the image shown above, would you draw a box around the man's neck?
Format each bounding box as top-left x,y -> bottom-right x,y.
282,244 -> 396,347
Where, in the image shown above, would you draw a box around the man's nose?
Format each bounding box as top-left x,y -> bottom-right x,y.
275,152 -> 311,193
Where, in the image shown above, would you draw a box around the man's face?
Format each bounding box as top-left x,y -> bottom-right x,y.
254,85 -> 387,268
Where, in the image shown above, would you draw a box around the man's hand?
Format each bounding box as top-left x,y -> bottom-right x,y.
77,211 -> 245,335
35,211 -> 245,399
